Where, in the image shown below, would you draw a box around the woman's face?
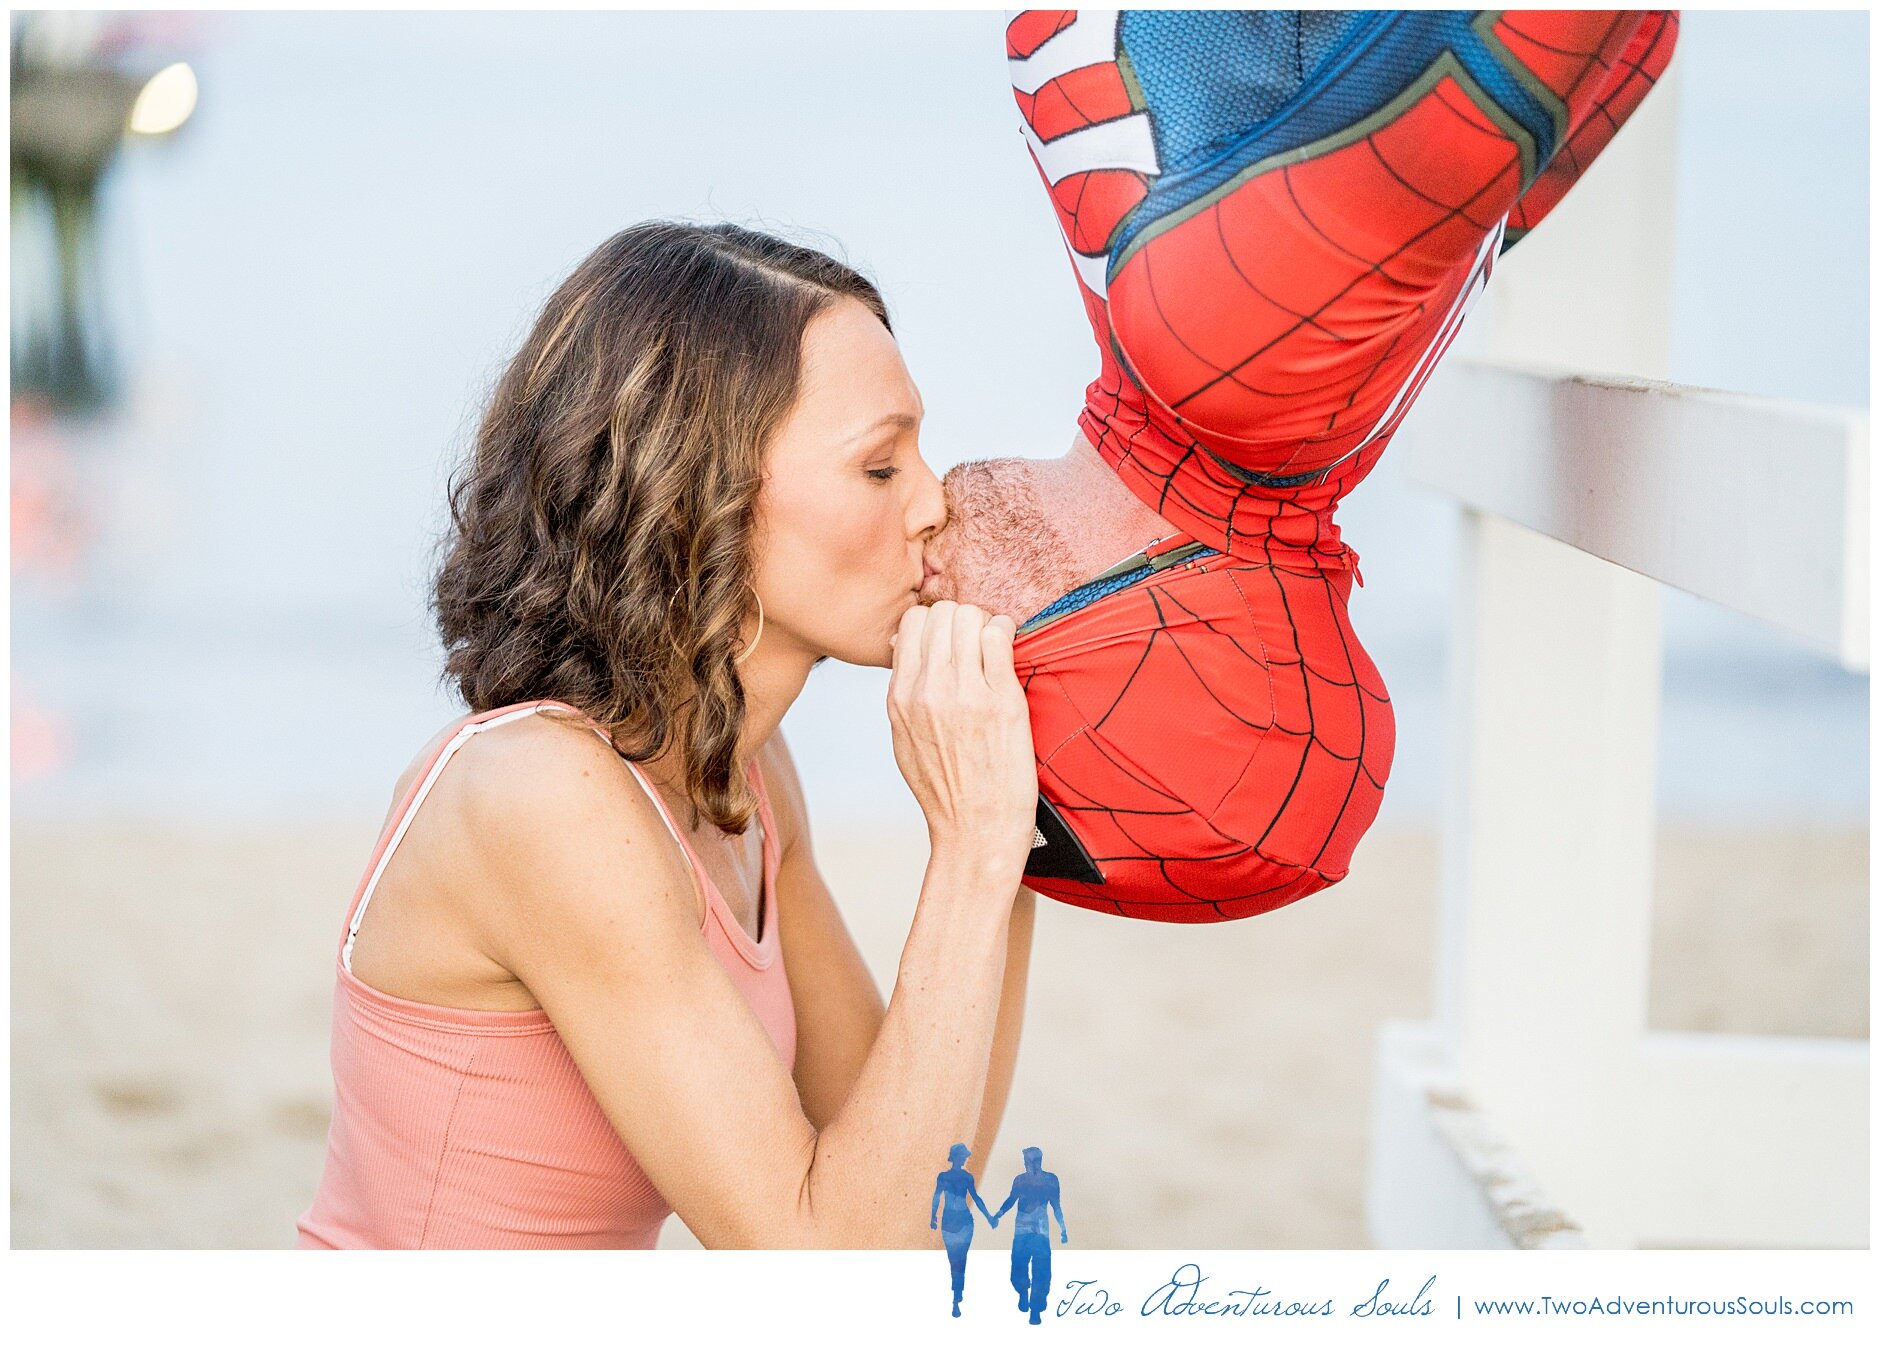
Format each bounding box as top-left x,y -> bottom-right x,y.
752,298 -> 947,668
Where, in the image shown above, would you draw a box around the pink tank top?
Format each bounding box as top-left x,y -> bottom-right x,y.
295,700 -> 796,1249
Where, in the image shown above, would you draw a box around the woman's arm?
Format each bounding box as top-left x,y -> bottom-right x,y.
964,886 -> 1034,1185
761,731 -> 1035,1153
454,720 -> 1021,1248
758,733 -> 886,1131
450,604 -> 1034,1249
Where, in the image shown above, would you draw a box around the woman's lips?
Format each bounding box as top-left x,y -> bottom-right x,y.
914,558 -> 942,604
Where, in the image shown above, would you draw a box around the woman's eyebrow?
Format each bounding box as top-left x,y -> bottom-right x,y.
845,411 -> 921,446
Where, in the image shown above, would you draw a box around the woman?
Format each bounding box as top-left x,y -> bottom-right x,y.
295,221 -> 1040,1248
930,1143 -> 996,1315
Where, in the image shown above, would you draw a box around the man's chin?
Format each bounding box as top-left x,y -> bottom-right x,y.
928,574 -> 1044,625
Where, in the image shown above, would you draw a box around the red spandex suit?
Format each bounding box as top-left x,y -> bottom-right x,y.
1005,9 -> 1680,921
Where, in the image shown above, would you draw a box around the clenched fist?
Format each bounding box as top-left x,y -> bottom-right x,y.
887,601 -> 1038,874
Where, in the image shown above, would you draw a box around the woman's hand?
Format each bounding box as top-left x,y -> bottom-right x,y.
887,601 -> 1038,874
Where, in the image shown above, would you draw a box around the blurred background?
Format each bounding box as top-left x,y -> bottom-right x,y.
10,8 -> 1868,1248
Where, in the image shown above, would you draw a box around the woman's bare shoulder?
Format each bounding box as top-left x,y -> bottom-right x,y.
395,710 -> 700,929
453,712 -> 661,832
386,710 -> 602,812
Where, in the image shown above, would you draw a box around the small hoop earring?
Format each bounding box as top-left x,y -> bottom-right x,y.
734,584 -> 765,665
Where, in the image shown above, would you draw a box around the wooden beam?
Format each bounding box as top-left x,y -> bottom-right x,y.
1400,361 -> 1869,669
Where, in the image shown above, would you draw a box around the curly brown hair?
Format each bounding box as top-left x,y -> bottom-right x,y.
433,220 -> 891,834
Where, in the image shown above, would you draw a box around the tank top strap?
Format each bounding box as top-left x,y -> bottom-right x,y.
619,748 -> 779,949
336,700 -> 618,972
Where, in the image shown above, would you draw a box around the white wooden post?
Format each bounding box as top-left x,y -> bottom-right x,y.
1438,516 -> 1661,1247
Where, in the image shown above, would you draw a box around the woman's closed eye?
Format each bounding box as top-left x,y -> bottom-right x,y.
866,465 -> 901,483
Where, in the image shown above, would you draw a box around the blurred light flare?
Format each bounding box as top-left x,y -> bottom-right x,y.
128,62 -> 197,136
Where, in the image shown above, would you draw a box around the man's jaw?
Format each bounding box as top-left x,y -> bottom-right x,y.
922,547 -> 1060,623
934,447 -> 1183,625
928,457 -> 1081,623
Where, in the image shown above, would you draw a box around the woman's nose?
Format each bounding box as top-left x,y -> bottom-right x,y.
910,458 -> 947,538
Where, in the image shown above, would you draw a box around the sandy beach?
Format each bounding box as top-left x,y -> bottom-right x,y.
9,817 -> 1865,1249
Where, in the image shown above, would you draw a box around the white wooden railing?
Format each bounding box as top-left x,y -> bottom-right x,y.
1362,59 -> 1868,1249
1365,360 -> 1868,1249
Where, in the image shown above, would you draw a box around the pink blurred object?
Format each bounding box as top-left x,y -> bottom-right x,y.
9,398 -> 91,584
10,675 -> 72,784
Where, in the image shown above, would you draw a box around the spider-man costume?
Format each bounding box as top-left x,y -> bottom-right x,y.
1007,9 -> 1679,921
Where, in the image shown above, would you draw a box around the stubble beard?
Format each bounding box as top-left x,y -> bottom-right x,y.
929,459 -> 1080,624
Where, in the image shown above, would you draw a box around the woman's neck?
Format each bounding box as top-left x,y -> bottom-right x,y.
731,640 -> 808,767
635,641 -> 806,824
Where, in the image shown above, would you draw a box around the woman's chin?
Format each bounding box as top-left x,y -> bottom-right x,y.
816,634 -> 897,670
812,601 -> 930,669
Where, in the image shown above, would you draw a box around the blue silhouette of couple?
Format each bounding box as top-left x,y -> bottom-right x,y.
930,1143 -> 1068,1322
